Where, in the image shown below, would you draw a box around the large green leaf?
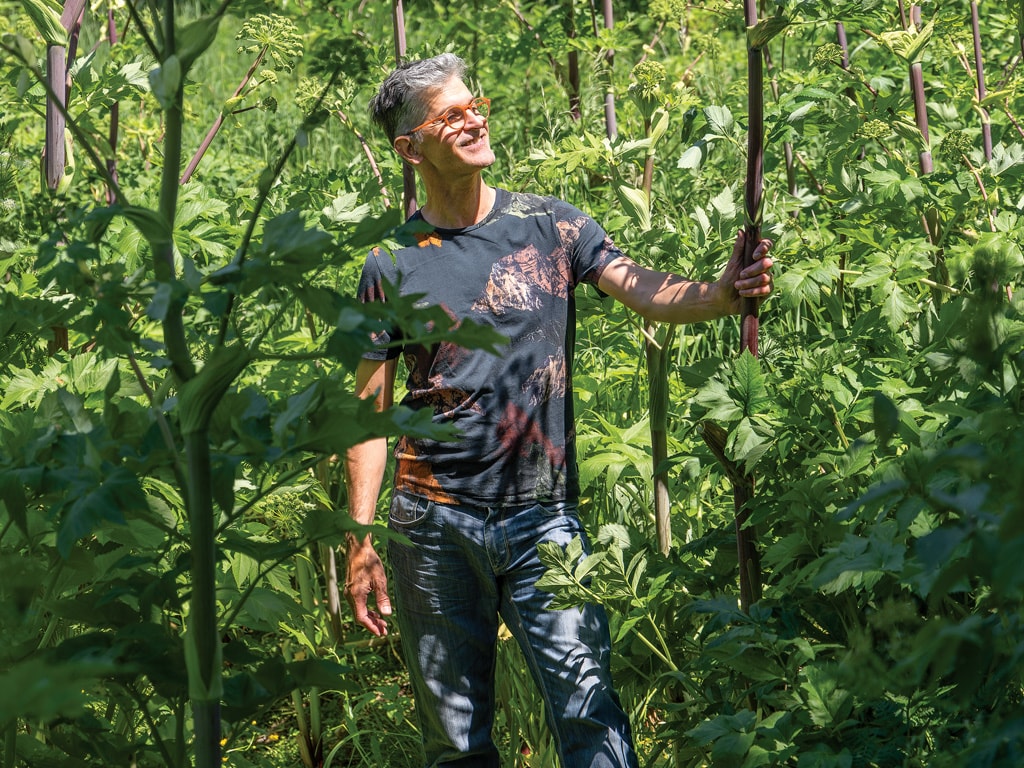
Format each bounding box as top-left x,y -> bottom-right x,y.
56,466 -> 147,557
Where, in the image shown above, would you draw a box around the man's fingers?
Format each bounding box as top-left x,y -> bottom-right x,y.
352,594 -> 389,637
346,574 -> 392,636
375,585 -> 393,617
736,269 -> 774,297
731,229 -> 746,261
363,610 -> 389,637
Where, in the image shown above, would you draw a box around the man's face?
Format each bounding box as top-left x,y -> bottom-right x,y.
401,77 -> 495,174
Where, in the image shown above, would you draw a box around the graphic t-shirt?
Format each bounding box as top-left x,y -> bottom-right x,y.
357,188 -> 624,506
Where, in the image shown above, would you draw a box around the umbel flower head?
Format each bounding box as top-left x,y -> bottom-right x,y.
629,60 -> 668,119
649,0 -> 688,26
938,130 -> 973,164
813,43 -> 844,68
858,119 -> 891,141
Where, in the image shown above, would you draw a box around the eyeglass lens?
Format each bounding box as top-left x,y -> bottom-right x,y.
443,99 -> 489,128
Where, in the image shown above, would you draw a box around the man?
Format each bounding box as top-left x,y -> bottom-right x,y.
345,53 -> 774,767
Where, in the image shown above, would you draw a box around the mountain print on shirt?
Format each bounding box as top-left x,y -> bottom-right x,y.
357,189 -> 623,505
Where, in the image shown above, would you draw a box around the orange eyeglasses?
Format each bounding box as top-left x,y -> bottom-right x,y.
403,97 -> 491,136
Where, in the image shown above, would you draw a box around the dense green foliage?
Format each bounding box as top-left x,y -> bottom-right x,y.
1,0 -> 1022,766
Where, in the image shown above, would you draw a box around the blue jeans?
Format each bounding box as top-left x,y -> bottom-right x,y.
388,491 -> 639,768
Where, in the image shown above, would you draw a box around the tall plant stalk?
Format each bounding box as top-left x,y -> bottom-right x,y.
290,554 -> 324,767
763,46 -> 795,209
180,15 -> 301,185
42,42 -> 63,185
393,0 -> 417,219
971,2 -> 993,161
904,5 -> 946,296
906,5 -> 933,175
630,62 -> 673,555
105,6 -> 120,204
565,1 -> 581,121
153,3 -> 218,764
602,0 -> 617,141
43,2 -> 87,357
646,322 -> 674,556
642,121 -> 672,556
701,0 -> 768,612
737,0 -> 763,612
835,22 -> 853,303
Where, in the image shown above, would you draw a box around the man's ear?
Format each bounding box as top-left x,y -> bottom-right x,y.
393,136 -> 422,165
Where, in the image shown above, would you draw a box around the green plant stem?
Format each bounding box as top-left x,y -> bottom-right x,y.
647,323 -> 675,555
184,430 -> 222,768
601,0 -> 617,141
569,572 -> 677,671
3,721 -> 15,768
315,461 -> 344,642
123,0 -> 161,59
827,401 -> 850,449
970,3 -> 993,161
127,351 -> 187,489
296,552 -> 323,759
31,558 -> 66,646
154,30 -> 194,385
180,45 -> 268,184
283,640 -> 315,768
125,683 -> 179,768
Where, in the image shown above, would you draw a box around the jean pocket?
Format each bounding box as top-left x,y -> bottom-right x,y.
536,500 -> 577,517
389,492 -> 434,528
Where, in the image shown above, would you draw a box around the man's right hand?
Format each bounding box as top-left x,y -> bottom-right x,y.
344,539 -> 392,636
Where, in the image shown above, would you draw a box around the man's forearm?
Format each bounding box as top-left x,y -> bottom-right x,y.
344,435 -> 389,537
600,259 -> 731,324
636,275 -> 730,324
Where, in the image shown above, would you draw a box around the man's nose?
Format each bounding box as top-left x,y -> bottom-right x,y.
464,108 -> 487,130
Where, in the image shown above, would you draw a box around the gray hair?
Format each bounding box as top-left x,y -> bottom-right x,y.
369,53 -> 468,144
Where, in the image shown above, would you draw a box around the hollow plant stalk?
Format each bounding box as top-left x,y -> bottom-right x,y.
291,554 -> 323,767
154,4 -> 220,766
106,7 -> 120,204
638,104 -> 674,556
602,0 -> 617,141
565,0 -> 581,121
737,0 -> 764,612
393,0 -> 417,219
906,5 -> 946,297
835,21 -> 854,303
44,45 -> 66,189
907,6 -> 933,175
971,3 -> 993,161
180,45 -> 270,184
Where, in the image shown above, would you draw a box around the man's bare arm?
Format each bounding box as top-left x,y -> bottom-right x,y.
343,357 -> 397,636
598,230 -> 773,324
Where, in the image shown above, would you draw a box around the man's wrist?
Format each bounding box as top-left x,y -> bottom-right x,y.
707,279 -> 734,317
346,531 -> 374,551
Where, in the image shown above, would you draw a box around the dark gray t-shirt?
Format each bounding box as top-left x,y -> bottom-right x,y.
358,188 -> 623,506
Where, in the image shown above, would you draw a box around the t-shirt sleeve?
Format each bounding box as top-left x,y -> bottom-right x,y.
563,205 -> 626,296
356,248 -> 402,361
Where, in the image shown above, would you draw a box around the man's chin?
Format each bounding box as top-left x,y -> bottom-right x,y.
465,151 -> 496,168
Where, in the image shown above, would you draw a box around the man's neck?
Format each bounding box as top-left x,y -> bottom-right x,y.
419,177 -> 495,230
